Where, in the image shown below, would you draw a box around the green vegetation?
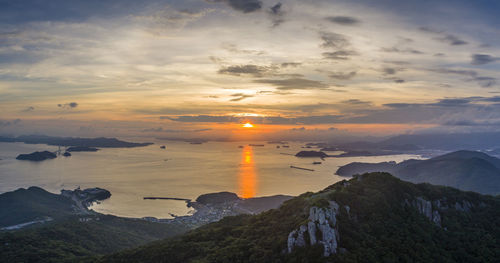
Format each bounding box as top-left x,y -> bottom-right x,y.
103,173 -> 500,263
0,215 -> 189,262
0,187 -> 74,227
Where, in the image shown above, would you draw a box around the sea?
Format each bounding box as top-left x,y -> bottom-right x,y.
0,141 -> 422,219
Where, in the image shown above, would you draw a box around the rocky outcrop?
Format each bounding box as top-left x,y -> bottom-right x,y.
405,196 -> 480,228
287,201 -> 340,257
406,197 -> 442,227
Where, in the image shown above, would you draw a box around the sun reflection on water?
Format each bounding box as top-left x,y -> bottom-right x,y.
238,146 -> 257,198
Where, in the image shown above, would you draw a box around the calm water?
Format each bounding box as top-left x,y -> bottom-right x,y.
0,141 -> 422,218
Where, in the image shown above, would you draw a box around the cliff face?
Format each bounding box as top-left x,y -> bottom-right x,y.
288,201 -> 340,256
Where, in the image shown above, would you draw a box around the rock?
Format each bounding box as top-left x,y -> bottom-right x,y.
307,221 -> 317,245
16,151 -> 57,161
287,201 -> 340,257
432,210 -> 441,226
410,197 -> 442,227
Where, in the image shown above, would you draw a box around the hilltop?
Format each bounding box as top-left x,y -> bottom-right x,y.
336,150 -> 500,194
103,173 -> 500,262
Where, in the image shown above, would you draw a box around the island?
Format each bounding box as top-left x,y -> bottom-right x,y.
66,146 -> 99,152
16,151 -> 57,161
295,150 -> 329,158
0,135 -> 153,148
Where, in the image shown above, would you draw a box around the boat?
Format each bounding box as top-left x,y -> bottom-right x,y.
249,144 -> 265,147
238,145 -> 244,148
312,161 -> 322,165
160,145 -> 166,149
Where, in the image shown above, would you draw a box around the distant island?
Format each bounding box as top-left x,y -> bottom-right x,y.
336,150 -> 500,195
0,135 -> 152,148
16,151 -> 57,162
66,146 -> 99,152
295,151 -> 328,158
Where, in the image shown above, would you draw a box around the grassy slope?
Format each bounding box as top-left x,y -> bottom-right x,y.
0,215 -> 189,262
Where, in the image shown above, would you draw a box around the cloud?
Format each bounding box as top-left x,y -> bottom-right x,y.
319,32 -> 350,49
268,2 -> 285,27
380,47 -> 423,54
342,99 -> 371,105
22,106 -> 35,112
419,27 -> 468,46
471,54 -> 499,65
207,0 -> 262,13
221,43 -> 266,55
280,62 -> 301,68
218,64 -> 276,77
325,16 -> 360,25
382,68 -> 397,75
472,77 -> 497,88
254,78 -> 328,90
429,68 -> 497,88
0,118 -> 21,126
166,114 -> 343,124
142,127 -> 213,133
322,51 -> 357,60
328,71 -> 357,80
230,93 -> 254,101
58,102 -> 78,109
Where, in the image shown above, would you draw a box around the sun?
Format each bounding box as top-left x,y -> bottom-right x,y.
242,122 -> 254,128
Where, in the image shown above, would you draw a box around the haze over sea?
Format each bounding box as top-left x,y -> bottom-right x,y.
0,141 -> 421,218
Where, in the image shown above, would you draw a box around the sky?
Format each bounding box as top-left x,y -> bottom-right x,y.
0,0 -> 500,141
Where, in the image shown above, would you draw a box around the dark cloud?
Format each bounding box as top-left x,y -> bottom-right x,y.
438,34 -> 468,46
280,62 -> 301,68
218,64 -> 275,77
22,106 -> 35,112
319,32 -> 350,49
342,99 -> 371,105
328,71 -> 357,80
142,127 -> 213,133
382,68 -> 397,75
380,47 -> 423,54
207,0 -> 262,13
58,102 -> 78,109
419,27 -> 468,46
430,68 -> 477,77
322,51 -> 357,60
230,93 -> 254,101
472,77 -> 497,88
471,54 -> 499,65
254,78 -> 328,90
0,119 -> 21,126
325,16 -> 360,25
268,2 -> 285,27
221,43 -> 266,55
429,68 -> 497,88
167,114 -> 342,124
